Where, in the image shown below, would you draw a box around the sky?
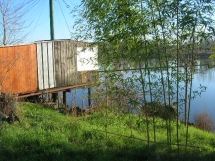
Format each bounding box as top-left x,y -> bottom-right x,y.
3,0 -> 215,44
23,0 -> 82,43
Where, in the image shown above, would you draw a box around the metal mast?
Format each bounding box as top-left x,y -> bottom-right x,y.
49,0 -> 54,40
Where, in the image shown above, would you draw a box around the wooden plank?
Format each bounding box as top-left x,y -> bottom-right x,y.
2,47 -> 7,92
54,41 -> 61,87
67,40 -> 73,86
17,82 -> 94,98
25,45 -> 31,93
74,42 -> 78,84
52,42 -> 56,87
17,44 -> 38,94
42,42 -> 49,89
26,45 -> 32,92
21,45 -> 29,93
0,48 -> 3,81
11,46 -> 19,93
7,46 -> 13,93
71,40 -> 78,85
68,40 -> 73,85
4,47 -> 10,92
0,47 -> 3,92
65,41 -> 69,86
29,44 -> 38,92
0,47 -> 6,92
0,44 -> 38,94
23,45 -> 29,93
68,40 -> 74,85
65,40 -> 69,85
47,42 -> 55,88
16,46 -> 22,93
60,41 -> 66,86
14,46 -> 22,94
5,47 -> 10,93
37,43 -> 44,90
26,45 -> 33,92
32,44 -> 39,91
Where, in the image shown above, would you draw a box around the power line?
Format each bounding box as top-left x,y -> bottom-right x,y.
25,0 -> 48,42
56,0 -> 72,38
55,0 -> 66,38
61,0 -> 83,13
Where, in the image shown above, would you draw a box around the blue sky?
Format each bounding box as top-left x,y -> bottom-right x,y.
23,0 -> 82,43
6,0 -> 215,44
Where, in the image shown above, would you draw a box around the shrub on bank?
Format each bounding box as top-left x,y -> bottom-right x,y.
194,111 -> 214,132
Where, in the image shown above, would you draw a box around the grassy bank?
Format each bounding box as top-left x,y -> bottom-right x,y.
0,102 -> 214,161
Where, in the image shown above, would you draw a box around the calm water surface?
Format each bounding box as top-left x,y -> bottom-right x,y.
190,66 -> 215,122
67,60 -> 215,123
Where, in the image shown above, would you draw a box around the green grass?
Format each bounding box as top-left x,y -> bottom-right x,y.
0,102 -> 215,161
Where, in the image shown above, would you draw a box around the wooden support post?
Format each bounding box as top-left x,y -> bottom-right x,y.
51,92 -> 58,109
52,93 -> 58,102
57,92 -> 61,108
46,93 -> 49,102
63,91 -> 67,107
88,87 -> 91,107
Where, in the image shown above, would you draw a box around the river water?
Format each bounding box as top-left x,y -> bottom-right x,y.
190,64 -> 215,122
67,59 -> 215,123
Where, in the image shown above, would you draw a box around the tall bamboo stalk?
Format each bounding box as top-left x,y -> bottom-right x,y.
154,0 -> 172,147
185,22 -> 196,152
140,1 -> 156,142
176,0 -> 180,154
138,55 -> 150,147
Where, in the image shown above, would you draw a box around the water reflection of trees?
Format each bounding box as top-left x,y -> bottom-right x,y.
97,58 -> 214,123
196,59 -> 215,83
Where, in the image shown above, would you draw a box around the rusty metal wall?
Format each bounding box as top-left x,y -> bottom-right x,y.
0,44 -> 38,94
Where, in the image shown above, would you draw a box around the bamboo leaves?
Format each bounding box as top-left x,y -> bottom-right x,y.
74,0 -> 215,151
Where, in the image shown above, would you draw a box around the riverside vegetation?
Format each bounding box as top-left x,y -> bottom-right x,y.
0,0 -> 215,160
0,102 -> 215,161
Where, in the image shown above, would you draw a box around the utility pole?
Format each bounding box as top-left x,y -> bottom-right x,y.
49,0 -> 54,40
49,0 -> 57,104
